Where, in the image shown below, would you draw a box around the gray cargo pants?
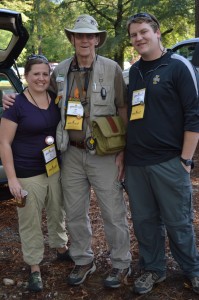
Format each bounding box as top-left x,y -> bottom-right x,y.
126,156 -> 199,279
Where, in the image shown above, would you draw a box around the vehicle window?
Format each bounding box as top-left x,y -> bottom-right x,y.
0,73 -> 17,94
174,44 -> 194,61
0,73 -> 17,118
191,43 -> 199,67
173,43 -> 199,66
0,29 -> 13,50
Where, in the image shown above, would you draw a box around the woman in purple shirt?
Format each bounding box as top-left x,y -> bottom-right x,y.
0,55 -> 69,292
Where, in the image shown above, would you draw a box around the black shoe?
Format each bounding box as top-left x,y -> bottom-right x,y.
57,249 -> 73,262
28,271 -> 43,292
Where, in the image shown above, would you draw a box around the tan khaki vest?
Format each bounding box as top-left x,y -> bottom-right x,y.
53,55 -> 118,151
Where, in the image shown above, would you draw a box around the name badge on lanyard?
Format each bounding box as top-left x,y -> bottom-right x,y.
65,99 -> 84,130
130,88 -> 146,120
42,144 -> 60,176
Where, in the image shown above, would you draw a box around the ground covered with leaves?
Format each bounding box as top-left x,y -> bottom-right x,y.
1,149 -> 199,299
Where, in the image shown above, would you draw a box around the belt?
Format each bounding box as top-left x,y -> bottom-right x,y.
70,141 -> 86,149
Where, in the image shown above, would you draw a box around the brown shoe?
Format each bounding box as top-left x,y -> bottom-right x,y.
104,267 -> 131,288
68,261 -> 96,285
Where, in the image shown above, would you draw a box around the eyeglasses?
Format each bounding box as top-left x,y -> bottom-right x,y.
27,54 -> 49,63
128,12 -> 160,27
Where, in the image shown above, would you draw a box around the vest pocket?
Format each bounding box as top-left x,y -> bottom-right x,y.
92,84 -> 112,115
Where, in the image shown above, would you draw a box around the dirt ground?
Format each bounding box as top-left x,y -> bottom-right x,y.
1,149 -> 199,300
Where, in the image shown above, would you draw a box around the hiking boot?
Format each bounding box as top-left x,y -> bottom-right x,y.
68,261 -> 96,285
57,249 -> 73,262
190,277 -> 199,294
134,271 -> 166,294
28,271 -> 43,292
104,267 -> 131,288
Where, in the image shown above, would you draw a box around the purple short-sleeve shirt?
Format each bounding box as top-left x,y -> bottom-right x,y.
2,92 -> 61,177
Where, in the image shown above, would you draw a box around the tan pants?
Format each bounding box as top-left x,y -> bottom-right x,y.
17,172 -> 68,266
61,146 -> 131,268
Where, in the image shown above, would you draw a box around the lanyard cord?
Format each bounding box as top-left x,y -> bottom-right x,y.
26,88 -> 51,131
27,88 -> 50,108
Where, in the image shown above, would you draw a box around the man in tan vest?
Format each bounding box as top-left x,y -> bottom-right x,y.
51,14 -> 132,288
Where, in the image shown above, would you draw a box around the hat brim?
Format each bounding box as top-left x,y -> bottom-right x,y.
65,28 -> 107,48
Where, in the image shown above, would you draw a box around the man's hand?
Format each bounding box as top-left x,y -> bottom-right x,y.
2,93 -> 17,110
115,151 -> 125,181
180,162 -> 191,174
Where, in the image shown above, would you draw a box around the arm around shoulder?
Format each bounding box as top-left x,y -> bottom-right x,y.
2,93 -> 17,109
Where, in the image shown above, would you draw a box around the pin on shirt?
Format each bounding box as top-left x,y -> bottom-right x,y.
45,136 -> 54,145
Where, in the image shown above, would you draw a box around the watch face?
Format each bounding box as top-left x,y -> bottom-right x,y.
180,157 -> 193,166
181,157 -> 194,169
185,159 -> 192,166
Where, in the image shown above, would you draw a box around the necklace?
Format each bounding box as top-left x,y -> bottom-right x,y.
27,88 -> 49,109
160,48 -> 167,57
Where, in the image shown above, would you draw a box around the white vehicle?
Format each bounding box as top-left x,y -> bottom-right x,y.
123,38 -> 199,85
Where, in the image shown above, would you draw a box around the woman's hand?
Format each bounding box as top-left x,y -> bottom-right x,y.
8,177 -> 23,200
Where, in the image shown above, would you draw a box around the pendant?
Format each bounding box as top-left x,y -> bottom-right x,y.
86,136 -> 96,155
45,136 -> 54,145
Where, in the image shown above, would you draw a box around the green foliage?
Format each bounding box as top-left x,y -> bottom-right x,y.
0,0 -> 196,68
0,0 -> 32,12
0,30 -> 12,50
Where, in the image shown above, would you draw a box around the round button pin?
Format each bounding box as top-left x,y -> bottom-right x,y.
45,136 -> 54,145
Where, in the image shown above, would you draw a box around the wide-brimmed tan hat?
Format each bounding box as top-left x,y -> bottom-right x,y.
65,14 -> 107,48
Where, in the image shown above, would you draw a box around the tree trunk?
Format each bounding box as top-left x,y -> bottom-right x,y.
114,50 -> 124,69
195,0 -> 199,37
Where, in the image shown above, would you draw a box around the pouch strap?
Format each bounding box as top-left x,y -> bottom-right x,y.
106,116 -> 119,133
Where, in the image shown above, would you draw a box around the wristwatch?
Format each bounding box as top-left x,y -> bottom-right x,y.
180,157 -> 194,169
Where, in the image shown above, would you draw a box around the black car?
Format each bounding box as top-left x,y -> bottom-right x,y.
0,8 -> 29,199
